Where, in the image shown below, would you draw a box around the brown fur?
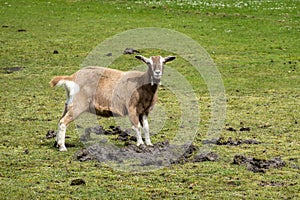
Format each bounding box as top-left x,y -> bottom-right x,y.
51,66 -> 157,124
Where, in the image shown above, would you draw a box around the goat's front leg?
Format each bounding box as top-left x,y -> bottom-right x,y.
129,110 -> 144,146
142,115 -> 153,146
132,123 -> 144,146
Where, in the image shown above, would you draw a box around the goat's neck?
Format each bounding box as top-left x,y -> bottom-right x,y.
139,71 -> 158,98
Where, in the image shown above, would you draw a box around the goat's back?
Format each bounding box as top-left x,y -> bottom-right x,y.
73,66 -> 145,117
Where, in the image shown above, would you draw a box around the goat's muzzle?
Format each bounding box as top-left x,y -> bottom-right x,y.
153,70 -> 162,79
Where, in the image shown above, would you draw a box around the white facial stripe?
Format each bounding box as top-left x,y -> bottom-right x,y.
148,58 -> 153,66
159,56 -> 164,66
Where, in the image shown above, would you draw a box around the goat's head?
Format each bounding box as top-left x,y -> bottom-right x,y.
135,55 -> 176,84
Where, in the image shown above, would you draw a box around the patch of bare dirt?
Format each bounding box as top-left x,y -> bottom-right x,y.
1,66 -> 23,74
80,125 -> 137,142
70,178 -> 86,186
203,136 -> 261,146
74,126 -> 219,167
233,154 -> 286,173
123,47 -> 140,54
46,130 -> 56,139
75,140 -> 218,167
47,126 -> 286,173
216,137 -> 261,146
258,181 -> 297,187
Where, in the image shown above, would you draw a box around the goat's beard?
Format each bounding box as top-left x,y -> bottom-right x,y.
153,74 -> 162,79
150,75 -> 161,86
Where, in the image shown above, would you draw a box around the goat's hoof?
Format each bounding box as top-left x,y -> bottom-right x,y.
136,141 -> 144,147
59,146 -> 67,151
145,139 -> 153,146
146,142 -> 153,146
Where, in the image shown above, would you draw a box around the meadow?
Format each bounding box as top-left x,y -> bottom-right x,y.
0,0 -> 299,199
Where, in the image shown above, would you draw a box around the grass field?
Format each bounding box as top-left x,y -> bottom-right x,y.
0,0 -> 299,199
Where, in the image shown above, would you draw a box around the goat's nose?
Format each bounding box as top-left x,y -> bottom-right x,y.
154,70 -> 161,75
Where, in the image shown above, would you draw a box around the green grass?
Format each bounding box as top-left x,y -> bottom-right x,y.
1,0 -> 300,199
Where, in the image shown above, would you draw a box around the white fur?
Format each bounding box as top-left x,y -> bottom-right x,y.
142,115 -> 152,146
57,123 -> 67,151
133,123 -> 144,146
160,56 -> 164,70
147,58 -> 154,86
57,80 -> 80,105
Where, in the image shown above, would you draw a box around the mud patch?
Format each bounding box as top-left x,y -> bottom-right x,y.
1,66 -> 23,74
216,137 -> 261,146
75,139 -> 218,171
46,130 -> 71,139
53,141 -> 76,148
46,130 -> 56,139
259,181 -> 297,187
80,125 -> 137,143
225,126 -> 251,132
203,137 -> 261,146
193,152 -> 219,162
76,141 -> 197,166
17,29 -> 26,32
233,154 -> 286,173
123,47 -> 140,54
70,178 -> 86,186
76,127 -> 219,168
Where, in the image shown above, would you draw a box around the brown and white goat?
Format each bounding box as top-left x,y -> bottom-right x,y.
50,55 -> 176,151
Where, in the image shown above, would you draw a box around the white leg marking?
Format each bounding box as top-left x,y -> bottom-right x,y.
57,123 -> 67,151
142,115 -> 153,146
132,123 -> 144,146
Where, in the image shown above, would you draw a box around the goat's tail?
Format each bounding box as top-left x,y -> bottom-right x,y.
49,76 -> 72,87
50,76 -> 80,98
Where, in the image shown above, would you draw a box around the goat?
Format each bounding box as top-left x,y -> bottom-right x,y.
50,55 -> 176,151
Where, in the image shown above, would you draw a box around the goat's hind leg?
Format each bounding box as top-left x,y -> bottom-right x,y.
56,88 -> 71,151
56,109 -> 74,151
56,91 -> 76,151
57,81 -> 80,151
56,103 -> 68,151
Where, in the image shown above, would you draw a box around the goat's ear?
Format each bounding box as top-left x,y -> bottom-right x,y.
135,55 -> 150,64
163,56 -> 176,63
